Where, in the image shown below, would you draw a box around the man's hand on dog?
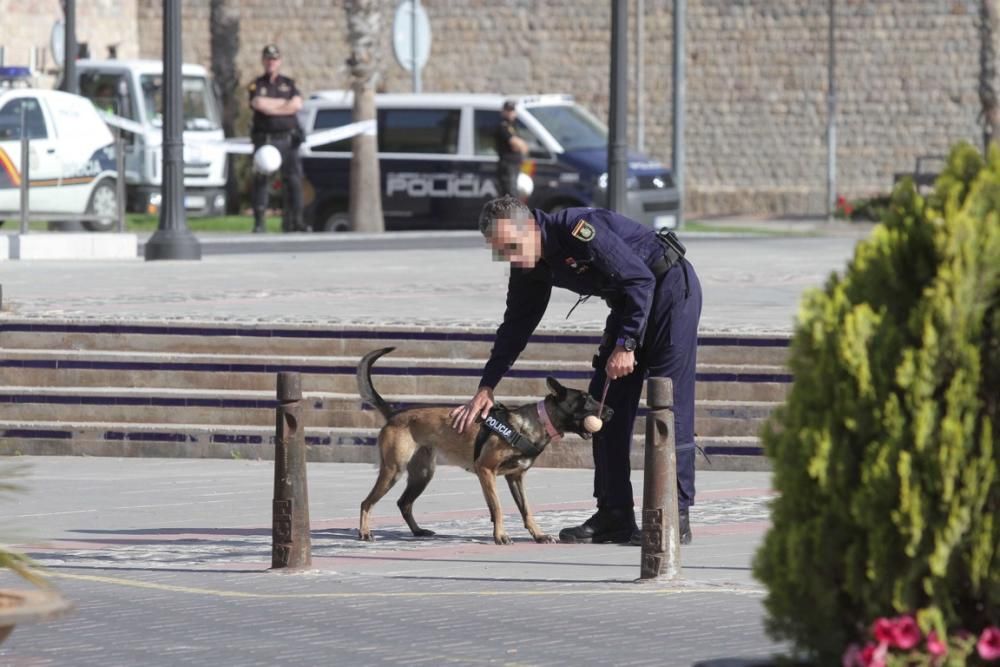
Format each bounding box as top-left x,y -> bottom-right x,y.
450,386 -> 495,433
606,346 -> 637,380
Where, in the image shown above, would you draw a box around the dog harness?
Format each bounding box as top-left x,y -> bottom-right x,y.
473,405 -> 545,462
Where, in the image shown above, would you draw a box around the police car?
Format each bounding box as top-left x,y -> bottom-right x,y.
298,92 -> 680,232
0,88 -> 119,230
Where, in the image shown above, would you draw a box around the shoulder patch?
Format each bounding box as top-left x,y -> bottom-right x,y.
571,219 -> 596,242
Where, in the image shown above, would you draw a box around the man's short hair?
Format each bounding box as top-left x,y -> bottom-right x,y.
502,100 -> 517,112
478,195 -> 531,237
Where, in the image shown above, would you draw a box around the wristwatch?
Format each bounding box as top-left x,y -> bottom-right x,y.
616,336 -> 638,352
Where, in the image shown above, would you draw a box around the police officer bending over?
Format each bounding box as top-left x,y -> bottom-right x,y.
248,44 -> 305,233
451,196 -> 703,545
495,101 -> 529,199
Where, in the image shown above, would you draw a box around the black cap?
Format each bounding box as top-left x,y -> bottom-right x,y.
262,44 -> 281,59
502,100 -> 516,111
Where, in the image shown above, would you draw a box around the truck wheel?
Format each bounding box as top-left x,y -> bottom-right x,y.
321,211 -> 350,232
82,179 -> 119,232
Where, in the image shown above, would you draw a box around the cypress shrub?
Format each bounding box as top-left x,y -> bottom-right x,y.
753,141 -> 999,663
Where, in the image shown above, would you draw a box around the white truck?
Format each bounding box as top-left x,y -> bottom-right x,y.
75,59 -> 228,217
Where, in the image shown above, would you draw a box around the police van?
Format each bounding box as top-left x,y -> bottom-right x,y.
0,88 -> 119,230
75,59 -> 228,217
298,92 -> 680,232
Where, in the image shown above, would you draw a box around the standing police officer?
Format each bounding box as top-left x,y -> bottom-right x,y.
451,196 -> 703,545
248,44 -> 305,233
494,101 -> 529,199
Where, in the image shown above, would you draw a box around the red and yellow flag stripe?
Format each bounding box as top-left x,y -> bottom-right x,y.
0,147 -> 21,187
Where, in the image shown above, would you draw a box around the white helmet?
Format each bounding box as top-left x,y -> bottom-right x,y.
516,172 -> 534,198
253,144 -> 282,174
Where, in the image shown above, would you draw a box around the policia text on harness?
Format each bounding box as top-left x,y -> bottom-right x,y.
474,406 -> 545,462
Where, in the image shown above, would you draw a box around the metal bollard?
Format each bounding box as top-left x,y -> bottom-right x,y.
272,371 -> 312,569
639,377 -> 681,580
114,125 -> 126,233
19,102 -> 29,235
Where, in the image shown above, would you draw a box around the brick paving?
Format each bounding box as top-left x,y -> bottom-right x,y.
0,232 -> 866,334
0,458 -> 784,666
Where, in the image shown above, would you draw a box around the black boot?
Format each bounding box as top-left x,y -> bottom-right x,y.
559,508 -> 636,544
252,210 -> 266,234
629,507 -> 692,545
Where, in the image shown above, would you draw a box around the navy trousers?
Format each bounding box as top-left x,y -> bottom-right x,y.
587,259 -> 703,511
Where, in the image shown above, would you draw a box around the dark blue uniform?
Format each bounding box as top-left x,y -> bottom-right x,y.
480,207 -> 703,512
248,73 -> 305,232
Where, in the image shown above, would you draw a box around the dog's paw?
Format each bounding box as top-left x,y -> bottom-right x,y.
359,531 -> 375,542
412,529 -> 436,538
494,533 -> 513,545
534,534 -> 557,544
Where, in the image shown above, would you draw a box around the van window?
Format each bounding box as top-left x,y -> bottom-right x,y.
141,75 -> 221,131
526,104 -> 606,151
378,108 -> 459,154
473,109 -> 547,158
0,97 -> 47,140
312,109 -> 353,152
473,109 -> 500,156
80,72 -> 136,120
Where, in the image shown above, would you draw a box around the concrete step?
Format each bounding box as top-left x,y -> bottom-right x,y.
0,420 -> 767,471
0,387 -> 774,438
0,349 -> 792,402
0,320 -> 790,367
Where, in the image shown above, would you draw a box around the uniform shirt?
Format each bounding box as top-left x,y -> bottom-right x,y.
480,207 -> 666,389
248,73 -> 302,134
495,118 -> 524,165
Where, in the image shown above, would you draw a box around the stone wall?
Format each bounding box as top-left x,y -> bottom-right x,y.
12,0 -> 987,216
0,0 -> 140,89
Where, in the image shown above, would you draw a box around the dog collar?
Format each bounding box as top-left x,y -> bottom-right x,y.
536,400 -> 562,441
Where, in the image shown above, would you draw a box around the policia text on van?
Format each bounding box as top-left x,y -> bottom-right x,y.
298,93 -> 679,232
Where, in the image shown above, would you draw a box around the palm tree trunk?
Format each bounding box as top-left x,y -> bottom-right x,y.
346,0 -> 385,233
210,0 -> 241,214
980,0 -> 1000,152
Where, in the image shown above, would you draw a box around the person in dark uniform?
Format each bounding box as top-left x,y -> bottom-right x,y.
248,44 -> 305,233
494,101 -> 529,199
450,196 -> 703,545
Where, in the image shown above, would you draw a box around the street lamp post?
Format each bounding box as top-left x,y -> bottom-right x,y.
145,0 -> 201,261
62,0 -> 78,94
826,0 -> 838,222
672,0 -> 686,229
607,0 -> 628,213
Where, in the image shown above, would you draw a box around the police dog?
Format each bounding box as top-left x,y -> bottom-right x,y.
357,347 -> 613,545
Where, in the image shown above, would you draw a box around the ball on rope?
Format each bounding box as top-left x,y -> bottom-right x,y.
253,144 -> 282,174
583,415 -> 604,433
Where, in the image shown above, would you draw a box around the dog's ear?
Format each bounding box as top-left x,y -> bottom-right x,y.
546,376 -> 568,398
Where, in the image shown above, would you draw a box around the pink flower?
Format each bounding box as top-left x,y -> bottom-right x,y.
857,642 -> 887,667
891,615 -> 921,650
926,631 -> 947,658
869,642 -> 888,667
978,627 -> 1000,661
872,618 -> 895,644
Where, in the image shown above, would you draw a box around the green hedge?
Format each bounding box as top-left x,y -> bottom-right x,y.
753,141 -> 999,663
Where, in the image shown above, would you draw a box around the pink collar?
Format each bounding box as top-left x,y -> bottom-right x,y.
536,400 -> 562,441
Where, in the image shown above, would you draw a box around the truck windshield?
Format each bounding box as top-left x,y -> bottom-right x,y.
526,103 -> 607,151
141,74 -> 221,131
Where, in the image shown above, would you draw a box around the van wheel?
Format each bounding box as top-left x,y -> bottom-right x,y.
82,179 -> 119,232
321,211 -> 350,232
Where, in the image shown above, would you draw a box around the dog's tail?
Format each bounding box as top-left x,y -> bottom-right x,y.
357,347 -> 395,421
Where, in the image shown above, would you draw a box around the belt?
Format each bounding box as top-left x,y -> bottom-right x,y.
253,130 -> 294,142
